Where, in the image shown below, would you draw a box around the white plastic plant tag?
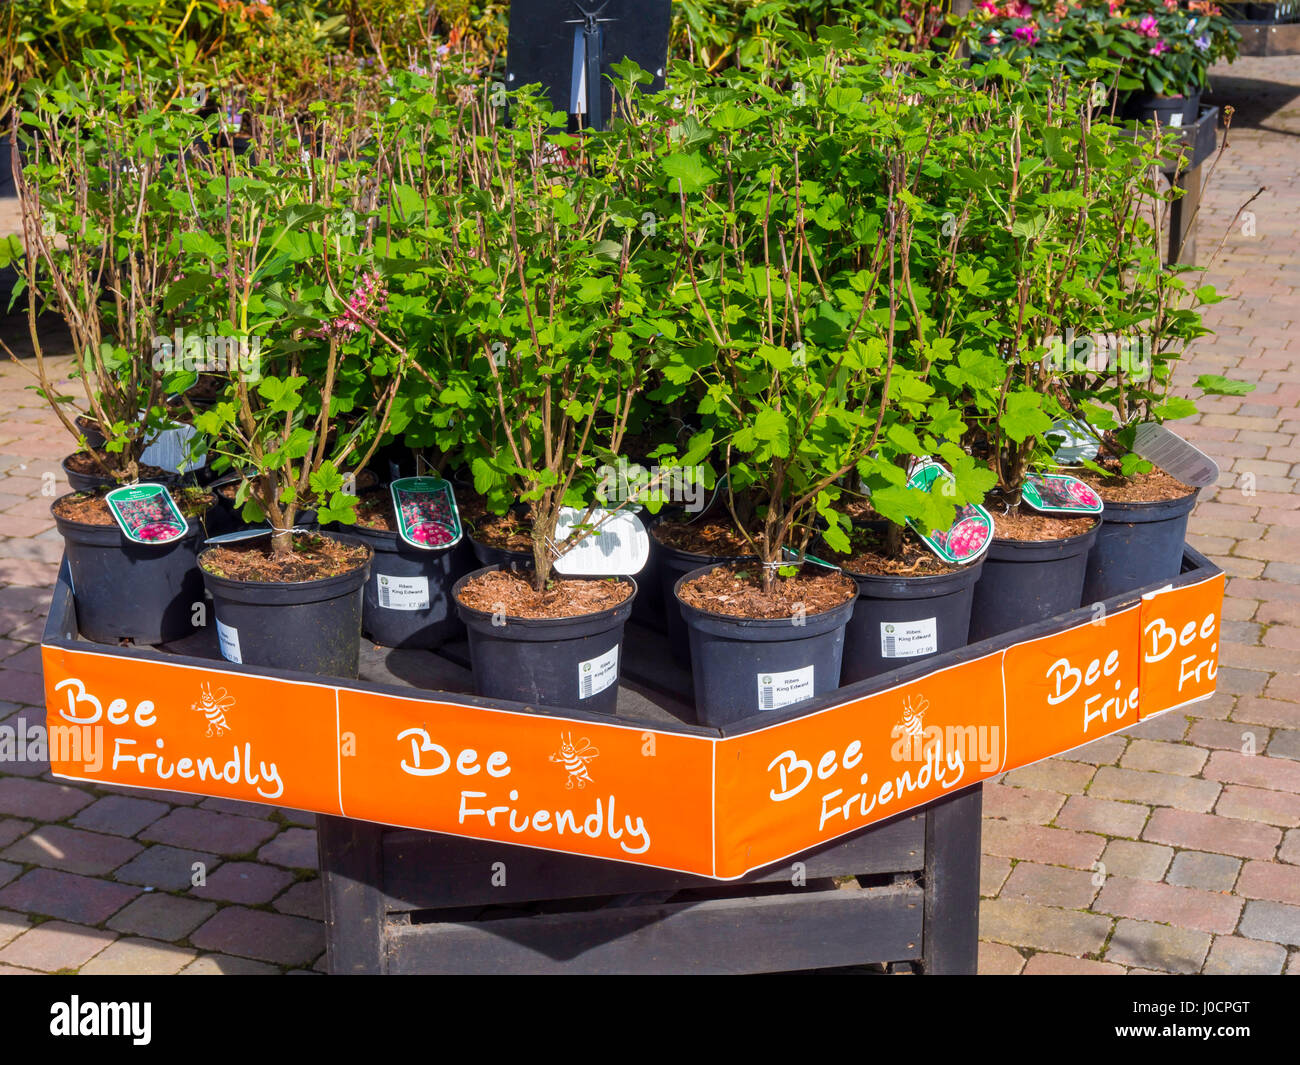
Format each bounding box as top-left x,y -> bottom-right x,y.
1048,417 -> 1101,464
376,574 -> 430,611
141,421 -> 206,474
578,645 -> 619,700
216,618 -> 242,663
880,618 -> 938,659
104,483 -> 187,545
1132,423 -> 1220,487
757,665 -> 815,711
553,507 -> 649,575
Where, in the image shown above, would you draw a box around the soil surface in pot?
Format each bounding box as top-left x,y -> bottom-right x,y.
991,506 -> 1095,542
54,488 -> 215,525
201,534 -> 369,583
456,569 -> 632,619
66,450 -> 172,483
1079,458 -> 1192,503
460,496 -> 534,552
678,564 -> 856,620
354,491 -> 397,532
652,517 -> 753,556
838,525 -> 959,577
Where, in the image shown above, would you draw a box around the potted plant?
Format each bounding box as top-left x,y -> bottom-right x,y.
970,0 -> 1240,127
8,64 -> 208,491
175,96 -> 415,678
949,73 -> 1121,641
6,66 -> 222,643
447,84 -> 667,715
1056,120 -> 1251,600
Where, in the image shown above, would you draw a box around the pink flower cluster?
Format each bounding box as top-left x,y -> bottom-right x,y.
1012,23 -> 1039,43
1137,13 -> 1160,35
327,271 -> 388,338
977,0 -> 1034,15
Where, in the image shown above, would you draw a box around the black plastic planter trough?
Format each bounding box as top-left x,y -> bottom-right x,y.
38,545 -> 1224,974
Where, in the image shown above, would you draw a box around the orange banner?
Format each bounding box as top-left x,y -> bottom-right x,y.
41,572 -> 1224,880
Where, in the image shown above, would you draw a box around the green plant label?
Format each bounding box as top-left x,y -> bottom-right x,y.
104,483 -> 187,546
1022,472 -> 1104,516
390,477 -> 462,551
905,462 -> 993,565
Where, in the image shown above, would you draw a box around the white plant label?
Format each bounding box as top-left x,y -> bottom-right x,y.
376,574 -> 430,611
554,507 -> 650,575
880,618 -> 938,659
216,618 -> 242,664
758,665 -> 815,711
578,645 -> 619,700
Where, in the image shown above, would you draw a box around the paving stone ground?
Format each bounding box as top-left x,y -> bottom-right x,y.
1,57 -> 1299,975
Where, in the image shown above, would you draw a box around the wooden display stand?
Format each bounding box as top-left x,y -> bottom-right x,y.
318,786 -> 981,975
41,546 -> 1223,974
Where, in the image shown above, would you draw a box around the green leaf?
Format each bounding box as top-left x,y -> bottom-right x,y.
1195,374 -> 1256,397
662,152 -> 718,195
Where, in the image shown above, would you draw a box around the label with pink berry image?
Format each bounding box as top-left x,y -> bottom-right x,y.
104,483 -> 187,546
390,477 -> 462,551
1021,472 -> 1104,516
903,462 -> 993,566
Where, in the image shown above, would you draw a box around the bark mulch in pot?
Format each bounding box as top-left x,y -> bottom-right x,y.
651,518 -> 753,556
991,507 -> 1096,542
456,568 -> 632,619
200,534 -> 369,583
677,564 -> 857,620
838,525 -> 960,577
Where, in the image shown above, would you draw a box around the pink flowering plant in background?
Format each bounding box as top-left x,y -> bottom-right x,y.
968,0 -> 1240,104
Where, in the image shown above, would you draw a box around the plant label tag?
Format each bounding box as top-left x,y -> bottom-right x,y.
216,618 -> 242,664
554,508 -> 649,575
1022,472 -> 1104,515
880,618 -> 938,659
390,477 -> 462,550
104,483 -> 187,545
757,665 -> 815,711
578,645 -> 619,700
376,574 -> 430,611
205,527 -> 273,545
1048,416 -> 1101,464
1132,423 -> 1219,487
904,462 -> 993,565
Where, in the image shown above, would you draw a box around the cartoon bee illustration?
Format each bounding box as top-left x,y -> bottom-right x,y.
549,732 -> 598,789
192,682 -> 235,737
901,694 -> 928,738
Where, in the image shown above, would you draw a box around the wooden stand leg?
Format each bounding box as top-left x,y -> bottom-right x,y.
922,784 -> 983,975
317,816 -> 387,974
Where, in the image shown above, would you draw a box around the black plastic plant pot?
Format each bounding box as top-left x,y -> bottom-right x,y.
968,521 -> 1100,643
453,564 -> 637,716
199,534 -> 372,679
1081,489 -> 1200,604
840,560 -> 984,685
657,541 -> 756,666
467,533 -> 532,570
61,454 -> 118,493
675,563 -> 856,729
1121,90 -> 1201,127
351,524 -> 473,649
52,496 -> 211,645
629,512 -> 667,632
